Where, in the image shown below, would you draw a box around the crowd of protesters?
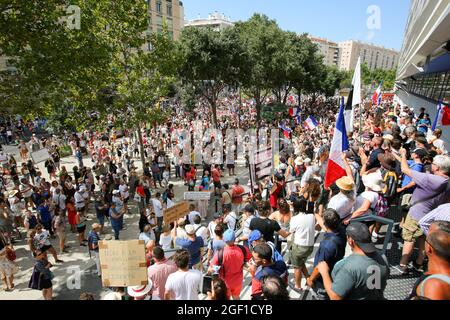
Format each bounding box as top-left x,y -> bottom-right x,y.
0,92 -> 449,301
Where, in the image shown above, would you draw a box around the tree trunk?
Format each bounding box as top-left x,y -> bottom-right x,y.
137,125 -> 146,170
211,99 -> 218,129
256,102 -> 261,127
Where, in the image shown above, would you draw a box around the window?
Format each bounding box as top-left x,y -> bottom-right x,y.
167,4 -> 172,16
156,16 -> 163,26
156,1 -> 162,13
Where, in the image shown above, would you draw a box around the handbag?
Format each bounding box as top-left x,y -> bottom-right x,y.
133,193 -> 141,202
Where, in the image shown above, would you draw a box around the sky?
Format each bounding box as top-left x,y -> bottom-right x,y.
182,0 -> 411,51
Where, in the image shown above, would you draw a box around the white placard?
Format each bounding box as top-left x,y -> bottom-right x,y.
31,148 -> 51,164
184,192 -> 211,201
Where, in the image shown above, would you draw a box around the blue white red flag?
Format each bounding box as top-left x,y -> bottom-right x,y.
324,97 -> 349,189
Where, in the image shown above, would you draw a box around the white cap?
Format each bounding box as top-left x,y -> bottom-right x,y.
185,224 -> 196,235
112,190 -> 120,195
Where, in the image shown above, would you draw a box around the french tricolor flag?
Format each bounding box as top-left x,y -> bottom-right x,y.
324,97 -> 349,189
279,121 -> 292,139
432,100 -> 450,131
304,115 -> 319,130
372,81 -> 383,105
289,107 -> 300,117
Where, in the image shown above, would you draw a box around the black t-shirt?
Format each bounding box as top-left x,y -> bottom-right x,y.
249,217 -> 281,243
367,148 -> 384,171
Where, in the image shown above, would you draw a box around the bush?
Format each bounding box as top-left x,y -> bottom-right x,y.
59,145 -> 72,158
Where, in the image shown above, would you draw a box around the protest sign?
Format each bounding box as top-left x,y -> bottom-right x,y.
99,240 -> 147,287
184,192 -> 211,201
31,148 -> 51,164
163,201 -> 190,225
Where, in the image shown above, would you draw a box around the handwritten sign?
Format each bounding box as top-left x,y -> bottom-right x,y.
99,240 -> 148,287
31,148 -> 51,164
184,192 -> 211,201
163,201 -> 190,225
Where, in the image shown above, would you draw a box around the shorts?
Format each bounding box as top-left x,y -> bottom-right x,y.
213,181 -> 222,189
227,164 -> 235,169
402,213 -> 423,243
41,244 -> 52,252
76,206 -> 85,213
57,230 -> 66,242
290,244 -> 314,268
123,197 -> 129,204
77,225 -> 86,234
96,214 -> 105,225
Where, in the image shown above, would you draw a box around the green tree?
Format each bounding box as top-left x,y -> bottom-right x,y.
178,26 -> 246,128
235,14 -> 283,124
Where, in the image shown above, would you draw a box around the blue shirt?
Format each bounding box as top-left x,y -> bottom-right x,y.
313,227 -> 346,270
176,237 -> 204,268
37,205 -> 52,223
88,230 -> 100,252
109,207 -> 121,226
401,161 -> 424,189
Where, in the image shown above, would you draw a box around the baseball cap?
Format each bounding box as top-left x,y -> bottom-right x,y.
185,224 -> 196,235
223,229 -> 236,242
248,230 -> 263,243
346,222 -> 376,254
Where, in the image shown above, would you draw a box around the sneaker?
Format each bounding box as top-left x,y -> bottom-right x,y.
397,264 -> 410,275
413,262 -> 424,273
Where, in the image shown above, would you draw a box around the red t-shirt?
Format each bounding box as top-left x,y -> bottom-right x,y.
211,168 -> 221,182
270,184 -> 283,208
211,245 -> 251,291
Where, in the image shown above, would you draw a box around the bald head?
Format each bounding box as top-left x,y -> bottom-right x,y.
427,222 -> 450,263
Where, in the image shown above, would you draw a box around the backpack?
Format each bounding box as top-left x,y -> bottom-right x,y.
217,245 -> 247,275
381,170 -> 398,199
354,170 -> 366,195
374,193 -> 389,217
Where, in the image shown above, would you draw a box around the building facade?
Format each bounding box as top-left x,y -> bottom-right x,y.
147,0 -> 184,40
395,0 -> 450,141
338,40 -> 399,71
184,12 -> 234,31
308,36 -> 340,67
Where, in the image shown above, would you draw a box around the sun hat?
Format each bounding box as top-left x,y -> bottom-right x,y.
335,176 -> 355,191
361,171 -> 385,192
295,157 -> 303,165
112,189 -> 120,195
127,280 -> 153,298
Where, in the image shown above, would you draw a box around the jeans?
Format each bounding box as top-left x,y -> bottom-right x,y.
111,224 -> 120,240
92,250 -> 101,275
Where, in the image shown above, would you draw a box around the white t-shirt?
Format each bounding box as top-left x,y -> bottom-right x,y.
354,191 -> 379,215
188,211 -> 201,225
289,213 -> 316,247
119,184 -> 129,199
52,193 -> 67,210
165,269 -> 202,300
159,233 -> 173,251
193,224 -> 207,243
152,199 -> 163,218
223,211 -> 238,231
166,197 -> 175,209
34,230 -> 51,247
327,192 -> 356,220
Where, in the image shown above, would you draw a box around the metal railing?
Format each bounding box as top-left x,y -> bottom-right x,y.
351,214 -> 395,258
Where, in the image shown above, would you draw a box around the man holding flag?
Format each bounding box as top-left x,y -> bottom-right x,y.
324,97 -> 350,189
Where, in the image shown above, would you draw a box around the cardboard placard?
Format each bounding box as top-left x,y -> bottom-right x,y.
99,240 -> 148,287
163,201 -> 190,225
31,148 -> 51,164
184,192 -> 211,201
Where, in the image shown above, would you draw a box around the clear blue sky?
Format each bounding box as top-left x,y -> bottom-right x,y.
182,0 -> 410,51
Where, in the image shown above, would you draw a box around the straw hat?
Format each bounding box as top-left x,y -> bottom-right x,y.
127,280 -> 153,298
295,157 -> 303,166
335,176 -> 355,191
361,171 -> 385,192
8,190 -> 19,198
